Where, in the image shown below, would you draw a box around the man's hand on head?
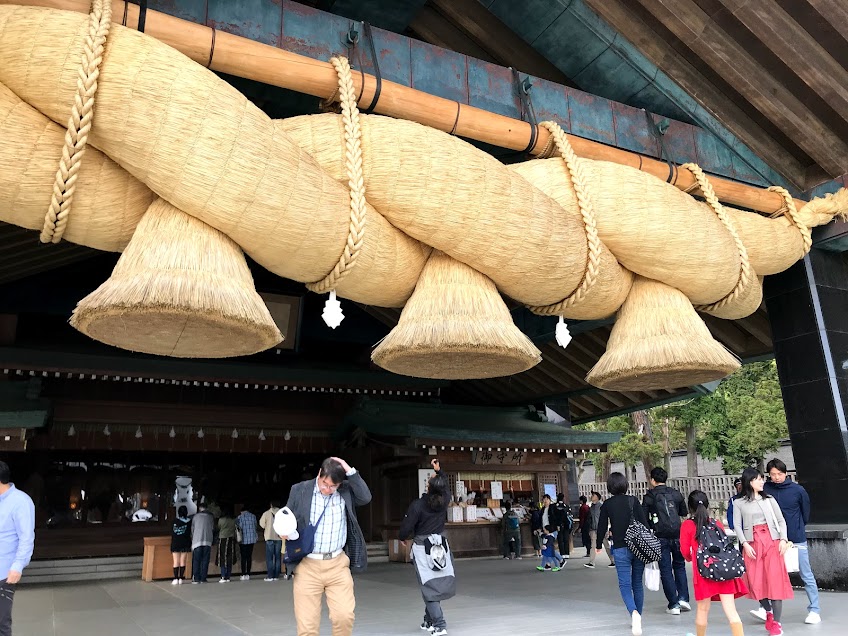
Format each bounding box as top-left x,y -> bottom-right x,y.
330,456 -> 352,474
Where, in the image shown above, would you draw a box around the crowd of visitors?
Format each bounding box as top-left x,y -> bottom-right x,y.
167,498 -> 291,585
2,454 -> 824,636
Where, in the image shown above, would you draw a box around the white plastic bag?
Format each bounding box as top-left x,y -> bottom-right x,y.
784,543 -> 800,573
644,561 -> 660,591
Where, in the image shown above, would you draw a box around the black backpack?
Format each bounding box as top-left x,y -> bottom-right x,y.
696,520 -> 746,582
554,501 -> 572,530
653,488 -> 682,537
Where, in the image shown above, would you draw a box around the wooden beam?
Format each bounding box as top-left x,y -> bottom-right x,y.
584,0 -> 809,186
798,1 -> 848,70
734,311 -> 772,347
408,5 -> 496,63
633,0 -> 848,176
533,351 -> 588,388
568,397 -> 593,416
427,0 -> 575,87
702,314 -> 751,353
715,0 -> 848,130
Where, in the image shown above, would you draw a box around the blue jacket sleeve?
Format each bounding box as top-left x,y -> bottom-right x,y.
727,497 -> 735,530
799,484 -> 811,526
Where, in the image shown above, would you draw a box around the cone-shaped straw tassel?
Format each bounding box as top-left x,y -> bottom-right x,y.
372,252 -> 541,379
586,276 -> 740,391
71,198 -> 282,357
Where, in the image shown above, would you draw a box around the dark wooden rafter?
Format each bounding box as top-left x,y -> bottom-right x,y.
712,0 -> 848,131
583,0 -> 809,186
409,0 -> 575,87
631,0 -> 848,178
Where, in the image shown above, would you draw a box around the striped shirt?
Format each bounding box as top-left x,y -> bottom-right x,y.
311,479 -> 347,554
236,511 -> 258,544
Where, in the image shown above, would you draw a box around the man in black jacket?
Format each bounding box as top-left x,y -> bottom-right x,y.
642,467 -> 690,615
282,456 -> 372,636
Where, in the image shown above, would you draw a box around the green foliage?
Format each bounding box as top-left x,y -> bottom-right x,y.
608,432 -> 664,468
576,361 -> 788,477
699,360 -> 788,473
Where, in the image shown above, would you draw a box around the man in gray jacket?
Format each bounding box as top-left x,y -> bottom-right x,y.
190,503 -> 215,583
282,456 -> 371,636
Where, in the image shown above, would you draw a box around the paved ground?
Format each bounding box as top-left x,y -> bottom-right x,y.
13,555 -> 845,635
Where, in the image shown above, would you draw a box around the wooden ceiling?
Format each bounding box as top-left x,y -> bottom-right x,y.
396,0 -> 848,190
584,0 -> 848,190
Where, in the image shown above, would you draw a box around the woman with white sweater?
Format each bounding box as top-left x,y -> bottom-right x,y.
732,467 -> 793,636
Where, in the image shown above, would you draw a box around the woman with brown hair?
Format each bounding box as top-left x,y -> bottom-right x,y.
733,468 -> 793,636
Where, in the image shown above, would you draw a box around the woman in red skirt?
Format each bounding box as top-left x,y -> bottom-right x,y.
680,490 -> 747,636
733,467 -> 793,636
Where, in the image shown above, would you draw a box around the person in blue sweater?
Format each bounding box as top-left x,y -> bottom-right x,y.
762,458 -> 821,626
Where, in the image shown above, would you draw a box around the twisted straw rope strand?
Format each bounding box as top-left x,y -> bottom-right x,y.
768,185 -> 812,257
528,121 -> 602,316
41,0 -> 112,244
683,163 -> 752,313
306,56 -> 367,293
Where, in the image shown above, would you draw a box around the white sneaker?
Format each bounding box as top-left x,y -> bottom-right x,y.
678,600 -> 691,612
219,578 -> 229,583
805,612 -> 821,624
431,629 -> 447,636
263,577 -> 273,582
665,607 -> 681,615
750,607 -> 768,622
631,610 -> 642,636
240,575 -> 249,581
171,578 -> 179,586
177,579 -> 183,585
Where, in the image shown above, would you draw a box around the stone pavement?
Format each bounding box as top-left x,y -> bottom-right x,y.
13,555 -> 845,635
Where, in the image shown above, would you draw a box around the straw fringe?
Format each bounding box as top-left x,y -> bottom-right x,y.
71,198 -> 282,357
372,252 -> 541,379
797,188 -> 848,227
587,276 -> 740,391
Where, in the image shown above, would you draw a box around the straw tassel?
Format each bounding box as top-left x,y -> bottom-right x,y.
372,251 -> 541,380
586,276 -> 740,391
71,198 -> 282,357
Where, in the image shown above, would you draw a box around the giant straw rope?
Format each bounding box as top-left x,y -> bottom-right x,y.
1,3 -> 847,383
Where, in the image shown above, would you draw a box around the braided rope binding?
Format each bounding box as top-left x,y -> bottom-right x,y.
528,121 -> 602,316
307,56 -> 367,294
682,163 -> 752,313
41,0 -> 112,244
768,185 -> 811,257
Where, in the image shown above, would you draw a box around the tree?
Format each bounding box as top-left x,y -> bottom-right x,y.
682,361 -> 788,474
665,390 -> 727,477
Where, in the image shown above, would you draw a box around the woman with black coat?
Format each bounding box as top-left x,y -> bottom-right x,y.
399,459 -> 455,636
596,472 -> 650,636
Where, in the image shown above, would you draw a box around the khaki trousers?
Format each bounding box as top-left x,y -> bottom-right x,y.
293,552 -> 356,636
589,530 -> 614,564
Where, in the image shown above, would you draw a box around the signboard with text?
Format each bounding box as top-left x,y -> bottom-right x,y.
471,449 -> 525,465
